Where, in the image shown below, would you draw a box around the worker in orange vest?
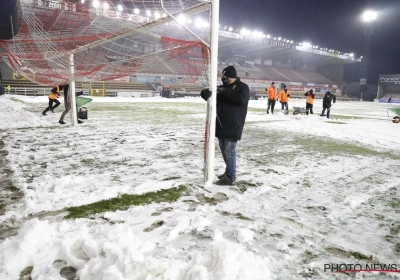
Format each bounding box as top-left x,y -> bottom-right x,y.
304,89 -> 315,115
42,85 -> 63,115
266,82 -> 278,114
279,85 -> 290,114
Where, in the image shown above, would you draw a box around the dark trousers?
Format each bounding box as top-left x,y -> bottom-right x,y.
306,103 -> 313,115
321,107 -> 331,118
267,99 -> 276,113
281,102 -> 288,111
43,98 -> 60,114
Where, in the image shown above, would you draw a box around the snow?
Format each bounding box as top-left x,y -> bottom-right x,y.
1,94 -> 400,279
237,228 -> 254,243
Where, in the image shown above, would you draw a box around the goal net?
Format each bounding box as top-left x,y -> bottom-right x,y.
1,0 -> 218,184
0,0 -> 211,86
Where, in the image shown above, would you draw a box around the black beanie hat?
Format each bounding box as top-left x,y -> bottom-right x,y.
222,66 -> 237,78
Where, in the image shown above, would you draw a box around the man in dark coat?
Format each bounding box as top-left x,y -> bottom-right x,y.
201,66 -> 249,185
59,84 -> 84,124
320,91 -> 336,118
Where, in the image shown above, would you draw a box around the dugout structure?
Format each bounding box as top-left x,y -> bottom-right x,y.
377,74 -> 400,104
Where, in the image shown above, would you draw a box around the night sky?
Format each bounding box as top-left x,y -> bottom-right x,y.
220,0 -> 400,83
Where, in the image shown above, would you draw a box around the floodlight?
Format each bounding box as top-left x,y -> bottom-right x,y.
146,10 -> 151,17
81,0 -> 85,4
290,40 -> 293,43
302,42 -> 311,48
350,53 -> 354,57
117,4 -> 123,12
274,37 -> 277,40
267,34 -> 270,39
229,27 -> 233,32
177,14 -> 186,24
92,0 -> 99,8
241,28 -> 247,35
103,2 -> 109,9
278,37 -> 281,41
363,10 -> 377,22
155,12 -> 161,19
134,8 -> 140,14
195,18 -> 203,28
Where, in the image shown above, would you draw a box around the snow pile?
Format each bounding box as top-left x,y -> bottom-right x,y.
0,96 -> 50,129
0,220 -> 274,280
237,228 -> 254,243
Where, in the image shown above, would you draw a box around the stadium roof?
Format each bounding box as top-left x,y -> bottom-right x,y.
218,32 -> 361,67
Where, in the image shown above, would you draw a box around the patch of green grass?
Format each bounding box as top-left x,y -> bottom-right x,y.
329,115 -> 366,120
350,251 -> 373,261
235,212 -> 253,221
302,250 -> 318,264
395,244 -> 400,254
389,199 -> 400,208
65,185 -> 188,219
294,135 -> 399,159
390,224 -> 400,235
10,98 -> 25,103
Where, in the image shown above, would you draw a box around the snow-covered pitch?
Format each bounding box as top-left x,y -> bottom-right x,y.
0,95 -> 399,279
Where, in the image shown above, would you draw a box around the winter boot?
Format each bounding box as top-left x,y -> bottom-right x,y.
216,174 -> 235,186
217,173 -> 226,179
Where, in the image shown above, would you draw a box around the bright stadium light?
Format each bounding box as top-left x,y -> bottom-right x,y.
302,42 -> 311,48
267,34 -> 271,39
177,14 -> 186,24
134,8 -> 140,14
81,0 -> 85,4
102,2 -> 109,9
290,40 -> 293,43
229,27 -> 233,32
154,12 -> 161,19
241,28 -> 247,35
92,0 -> 99,8
117,4 -> 123,12
350,53 -> 354,57
146,10 -> 151,17
195,18 -> 203,28
278,37 -> 281,41
274,37 -> 277,40
363,10 -> 377,22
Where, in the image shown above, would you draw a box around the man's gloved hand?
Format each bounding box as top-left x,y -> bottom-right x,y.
201,88 -> 211,100
217,87 -> 225,94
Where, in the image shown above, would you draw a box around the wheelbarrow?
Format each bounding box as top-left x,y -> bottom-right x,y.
292,106 -> 307,115
76,96 -> 92,119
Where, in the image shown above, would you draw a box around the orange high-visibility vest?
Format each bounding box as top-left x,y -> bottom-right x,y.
306,93 -> 314,104
279,90 -> 290,102
48,86 -> 60,100
266,86 -> 277,100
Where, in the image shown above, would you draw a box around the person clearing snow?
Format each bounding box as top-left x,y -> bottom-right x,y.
320,91 -> 336,118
